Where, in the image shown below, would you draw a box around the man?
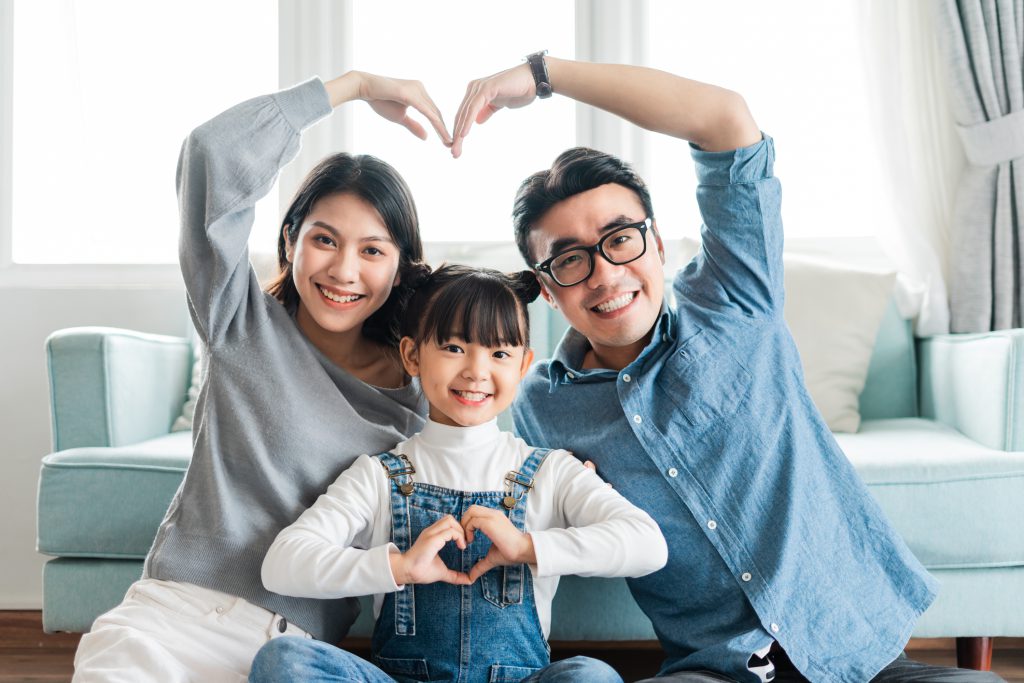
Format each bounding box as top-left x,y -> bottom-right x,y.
449,53 -> 1004,683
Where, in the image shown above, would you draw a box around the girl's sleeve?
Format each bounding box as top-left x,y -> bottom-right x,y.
529,450 -> 668,579
176,78 -> 333,348
261,454 -> 404,599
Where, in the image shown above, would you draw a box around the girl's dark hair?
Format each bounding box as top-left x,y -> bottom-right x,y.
400,264 -> 541,349
266,152 -> 426,349
512,146 -> 654,264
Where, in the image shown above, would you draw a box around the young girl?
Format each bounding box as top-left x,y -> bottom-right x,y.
250,264 -> 668,683
72,72 -> 451,682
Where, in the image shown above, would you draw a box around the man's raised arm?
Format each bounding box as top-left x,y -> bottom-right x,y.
450,55 -> 761,157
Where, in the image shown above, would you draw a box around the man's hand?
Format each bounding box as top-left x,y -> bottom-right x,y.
323,71 -> 452,145
388,515 -> 472,586
460,504 -> 536,582
450,64 -> 537,158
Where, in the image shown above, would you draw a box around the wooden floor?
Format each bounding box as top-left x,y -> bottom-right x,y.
2,610 -> 1022,682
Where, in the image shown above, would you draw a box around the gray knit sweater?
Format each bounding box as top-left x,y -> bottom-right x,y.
144,78 -> 427,643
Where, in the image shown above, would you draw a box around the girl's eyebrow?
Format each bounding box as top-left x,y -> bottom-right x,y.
310,220 -> 395,244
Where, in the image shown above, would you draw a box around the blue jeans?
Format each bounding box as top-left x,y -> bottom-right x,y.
249,637 -> 623,683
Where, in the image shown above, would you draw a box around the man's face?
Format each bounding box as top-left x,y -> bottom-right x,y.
528,183 -> 665,357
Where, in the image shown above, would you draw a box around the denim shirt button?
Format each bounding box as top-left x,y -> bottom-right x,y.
770,623 -> 780,633
622,373 -> 631,382
741,572 -> 752,582
667,467 -> 678,478
707,520 -> 717,530
633,415 -> 643,424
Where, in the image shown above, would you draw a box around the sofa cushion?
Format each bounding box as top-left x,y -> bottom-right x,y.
836,418 -> 1024,569
38,432 -> 191,558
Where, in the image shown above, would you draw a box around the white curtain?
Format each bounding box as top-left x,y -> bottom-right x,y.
277,0 -> 354,218
857,0 -> 965,336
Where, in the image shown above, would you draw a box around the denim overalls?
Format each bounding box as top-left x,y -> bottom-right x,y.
370,448 -> 551,683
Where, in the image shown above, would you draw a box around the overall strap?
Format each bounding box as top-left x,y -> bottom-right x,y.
496,448 -> 552,605
375,451 -> 417,636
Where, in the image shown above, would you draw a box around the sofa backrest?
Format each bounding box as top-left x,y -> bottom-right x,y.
859,298 -> 918,420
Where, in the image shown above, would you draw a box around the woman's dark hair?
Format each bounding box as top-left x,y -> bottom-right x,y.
512,146 -> 654,264
400,264 -> 541,349
266,152 -> 426,349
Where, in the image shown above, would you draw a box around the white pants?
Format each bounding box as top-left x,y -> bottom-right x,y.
72,579 -> 312,683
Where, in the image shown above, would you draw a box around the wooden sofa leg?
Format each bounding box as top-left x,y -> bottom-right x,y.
955,637 -> 993,671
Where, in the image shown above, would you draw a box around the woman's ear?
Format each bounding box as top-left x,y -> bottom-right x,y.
399,337 -> 420,377
282,224 -> 294,263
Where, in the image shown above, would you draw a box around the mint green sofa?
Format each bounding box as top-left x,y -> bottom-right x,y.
37,302 -> 1024,665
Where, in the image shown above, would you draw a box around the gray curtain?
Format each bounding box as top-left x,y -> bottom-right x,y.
936,0 -> 1024,332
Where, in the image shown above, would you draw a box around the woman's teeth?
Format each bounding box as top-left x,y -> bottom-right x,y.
594,292 -> 635,313
453,390 -> 489,402
319,286 -> 362,303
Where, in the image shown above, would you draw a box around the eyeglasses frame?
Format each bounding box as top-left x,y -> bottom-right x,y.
533,217 -> 653,287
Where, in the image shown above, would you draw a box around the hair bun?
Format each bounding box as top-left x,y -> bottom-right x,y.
508,270 -> 541,304
403,260 -> 433,290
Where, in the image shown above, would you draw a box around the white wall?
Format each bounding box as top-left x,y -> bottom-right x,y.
0,285 -> 187,608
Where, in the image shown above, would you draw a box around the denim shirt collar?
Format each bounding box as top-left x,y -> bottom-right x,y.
546,299 -> 676,392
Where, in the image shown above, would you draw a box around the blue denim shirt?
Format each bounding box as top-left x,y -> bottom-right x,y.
512,135 -> 938,683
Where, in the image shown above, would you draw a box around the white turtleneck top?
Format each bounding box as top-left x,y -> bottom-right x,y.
262,418 -> 667,638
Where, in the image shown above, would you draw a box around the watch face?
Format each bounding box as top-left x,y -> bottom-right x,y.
537,81 -> 553,98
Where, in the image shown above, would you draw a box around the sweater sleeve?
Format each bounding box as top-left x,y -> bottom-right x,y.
529,451 -> 668,579
261,454 -> 403,599
176,78 -> 333,348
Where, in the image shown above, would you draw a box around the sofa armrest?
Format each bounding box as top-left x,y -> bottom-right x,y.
46,327 -> 193,450
918,329 -> 1024,451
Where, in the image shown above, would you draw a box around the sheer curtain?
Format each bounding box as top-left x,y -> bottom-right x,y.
857,0 -> 965,336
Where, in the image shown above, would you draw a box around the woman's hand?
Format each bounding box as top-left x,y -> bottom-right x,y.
450,63 -> 537,158
460,504 -> 536,582
324,71 -> 452,145
388,515 -> 471,586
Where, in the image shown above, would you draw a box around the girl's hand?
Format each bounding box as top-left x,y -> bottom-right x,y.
389,515 -> 471,586
460,505 -> 536,583
451,63 -> 537,158
324,71 -> 452,145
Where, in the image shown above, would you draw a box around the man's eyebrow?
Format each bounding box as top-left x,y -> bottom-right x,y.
545,215 -> 638,258
310,221 -> 395,243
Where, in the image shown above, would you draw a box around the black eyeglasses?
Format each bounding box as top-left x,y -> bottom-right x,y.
534,218 -> 652,287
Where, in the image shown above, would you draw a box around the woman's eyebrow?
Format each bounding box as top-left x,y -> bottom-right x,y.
310,221 -> 395,244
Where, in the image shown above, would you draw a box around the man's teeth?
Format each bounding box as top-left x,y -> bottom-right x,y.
319,286 -> 361,303
454,390 -> 489,402
594,292 -> 635,313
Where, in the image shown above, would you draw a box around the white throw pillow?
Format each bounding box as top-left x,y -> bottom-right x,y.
675,238 -> 896,433
171,336 -> 204,433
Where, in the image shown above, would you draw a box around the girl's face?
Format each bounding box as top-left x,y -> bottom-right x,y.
286,192 -> 401,341
400,335 -> 534,428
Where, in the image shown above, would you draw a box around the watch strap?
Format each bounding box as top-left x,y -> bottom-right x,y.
525,50 -> 553,99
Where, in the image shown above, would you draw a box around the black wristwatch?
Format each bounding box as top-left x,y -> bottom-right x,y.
525,50 -> 552,99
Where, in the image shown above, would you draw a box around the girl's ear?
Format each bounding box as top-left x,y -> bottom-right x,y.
399,336 -> 420,377
519,348 -> 535,379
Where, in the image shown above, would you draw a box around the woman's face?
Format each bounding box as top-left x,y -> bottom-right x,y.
286,192 -> 401,340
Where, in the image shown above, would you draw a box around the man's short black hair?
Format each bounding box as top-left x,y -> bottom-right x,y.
512,147 -> 655,265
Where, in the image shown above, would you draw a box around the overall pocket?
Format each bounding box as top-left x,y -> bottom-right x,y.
480,564 -> 524,609
373,654 -> 430,681
489,663 -> 543,682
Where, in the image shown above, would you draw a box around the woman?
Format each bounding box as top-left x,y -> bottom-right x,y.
72,71 -> 450,682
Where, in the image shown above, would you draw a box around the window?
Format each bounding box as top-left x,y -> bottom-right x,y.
349,1 -> 575,243
644,0 -> 887,240
11,0 -> 277,264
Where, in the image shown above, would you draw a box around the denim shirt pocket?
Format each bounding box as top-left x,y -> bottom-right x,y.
373,654 -> 430,681
489,663 -> 543,682
656,328 -> 751,430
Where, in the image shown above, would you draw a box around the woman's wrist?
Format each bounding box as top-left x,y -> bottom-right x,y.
323,71 -> 363,108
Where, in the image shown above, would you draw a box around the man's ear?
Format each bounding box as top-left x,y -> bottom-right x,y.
651,220 -> 666,265
399,337 -> 420,377
519,348 -> 535,379
282,224 -> 294,263
539,281 -> 558,310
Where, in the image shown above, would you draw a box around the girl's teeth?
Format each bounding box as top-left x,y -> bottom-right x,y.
595,292 -> 635,313
319,286 -> 361,303
454,390 -> 488,402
